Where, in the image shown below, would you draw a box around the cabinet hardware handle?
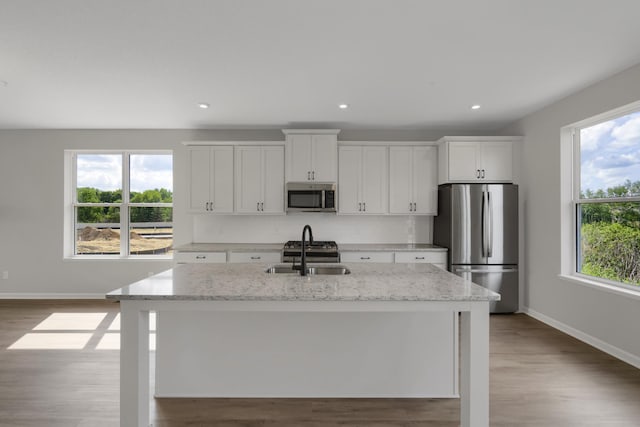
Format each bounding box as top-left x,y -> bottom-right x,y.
205,202 -> 209,211
363,202 -> 366,211
476,169 -> 480,179
361,256 -> 370,260
415,256 -> 425,260
312,171 -> 315,180
358,202 -> 362,211
307,171 -> 311,180
257,202 -> 260,211
250,256 -> 261,260
196,255 -> 206,259
481,169 -> 485,178
414,202 -> 417,211
261,202 -> 264,211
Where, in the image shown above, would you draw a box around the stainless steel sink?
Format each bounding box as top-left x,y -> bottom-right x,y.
265,264 -> 351,275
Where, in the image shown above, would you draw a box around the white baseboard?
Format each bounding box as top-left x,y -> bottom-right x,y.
523,307 -> 640,369
0,293 -> 107,299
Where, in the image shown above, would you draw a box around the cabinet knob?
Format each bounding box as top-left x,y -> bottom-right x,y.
307,171 -> 311,180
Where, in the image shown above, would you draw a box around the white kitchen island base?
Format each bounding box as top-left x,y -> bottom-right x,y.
109,263 -> 495,427
155,311 -> 458,398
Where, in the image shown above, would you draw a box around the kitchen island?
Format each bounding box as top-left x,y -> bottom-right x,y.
107,262 -> 499,427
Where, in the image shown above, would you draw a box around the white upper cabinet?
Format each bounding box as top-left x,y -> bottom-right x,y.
188,146 -> 234,213
338,146 -> 388,214
283,130 -> 339,182
438,137 -> 519,184
389,146 -> 437,215
234,146 -> 284,214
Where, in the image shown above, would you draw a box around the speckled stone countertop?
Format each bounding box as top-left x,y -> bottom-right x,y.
339,243 -> 446,252
173,243 -> 283,252
106,263 -> 499,302
173,243 -> 446,252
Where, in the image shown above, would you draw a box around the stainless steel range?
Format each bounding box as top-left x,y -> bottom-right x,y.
282,240 -> 340,263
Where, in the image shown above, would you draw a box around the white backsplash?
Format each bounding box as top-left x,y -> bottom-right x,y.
193,214 -> 433,244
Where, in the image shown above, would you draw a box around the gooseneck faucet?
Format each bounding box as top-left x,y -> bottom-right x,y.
300,224 -> 314,276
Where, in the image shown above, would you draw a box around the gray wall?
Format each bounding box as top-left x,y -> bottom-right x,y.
500,62 -> 640,366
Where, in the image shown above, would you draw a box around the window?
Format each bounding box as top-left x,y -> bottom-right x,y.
68,151 -> 173,257
573,110 -> 640,289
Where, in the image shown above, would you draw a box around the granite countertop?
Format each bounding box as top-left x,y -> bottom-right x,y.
173,243 -> 283,252
174,243 -> 447,253
106,262 -> 499,302
339,243 -> 446,252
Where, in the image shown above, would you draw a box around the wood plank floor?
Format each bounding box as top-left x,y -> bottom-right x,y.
1,300 -> 639,426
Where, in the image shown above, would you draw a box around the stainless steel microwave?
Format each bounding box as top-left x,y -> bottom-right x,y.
286,182 -> 336,213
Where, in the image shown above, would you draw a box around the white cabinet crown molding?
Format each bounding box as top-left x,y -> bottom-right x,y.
183,141 -> 285,146
282,129 -> 341,135
339,140 -> 438,146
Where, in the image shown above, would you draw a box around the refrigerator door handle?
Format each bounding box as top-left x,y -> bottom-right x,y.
454,267 -> 518,273
487,191 -> 493,257
481,191 -> 487,258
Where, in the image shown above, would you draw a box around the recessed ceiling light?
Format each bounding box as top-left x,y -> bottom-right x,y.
198,103 -> 210,109
470,104 -> 481,110
338,104 -> 349,109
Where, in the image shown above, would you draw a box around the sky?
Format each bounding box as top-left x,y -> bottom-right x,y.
76,154 -> 173,192
580,110 -> 640,194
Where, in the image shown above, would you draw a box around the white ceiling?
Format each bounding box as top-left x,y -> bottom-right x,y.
2,0 -> 640,131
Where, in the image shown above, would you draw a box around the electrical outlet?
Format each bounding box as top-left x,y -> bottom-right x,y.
2,271 -> 8,280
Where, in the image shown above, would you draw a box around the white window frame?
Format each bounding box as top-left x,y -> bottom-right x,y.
64,150 -> 173,260
559,101 -> 640,298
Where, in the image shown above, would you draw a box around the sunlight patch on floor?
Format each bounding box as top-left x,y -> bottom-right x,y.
33,312 -> 108,330
8,333 -> 93,349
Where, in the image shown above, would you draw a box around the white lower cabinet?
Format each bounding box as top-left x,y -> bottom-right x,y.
341,251 -> 394,263
394,251 -> 447,269
174,252 -> 227,264
228,252 -> 281,263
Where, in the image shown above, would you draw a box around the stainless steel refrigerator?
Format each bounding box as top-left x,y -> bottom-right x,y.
433,184 -> 518,313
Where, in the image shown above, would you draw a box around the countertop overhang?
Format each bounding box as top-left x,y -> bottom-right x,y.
106,262 -> 500,302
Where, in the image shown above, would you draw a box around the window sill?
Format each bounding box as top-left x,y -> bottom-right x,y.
558,274 -> 640,301
64,255 -> 173,262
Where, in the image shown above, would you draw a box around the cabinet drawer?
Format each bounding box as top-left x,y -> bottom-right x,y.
228,252 -> 281,263
174,252 -> 227,264
394,251 -> 447,264
341,251 -> 394,263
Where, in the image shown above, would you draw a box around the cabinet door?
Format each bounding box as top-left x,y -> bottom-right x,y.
311,135 -> 338,182
287,135 -> 312,181
235,147 -> 263,213
338,146 -> 362,214
262,146 -> 285,213
480,142 -> 512,181
211,146 -> 234,213
413,146 -> 437,214
188,147 -> 212,212
447,142 -> 480,181
389,147 -> 413,214
361,146 -> 388,214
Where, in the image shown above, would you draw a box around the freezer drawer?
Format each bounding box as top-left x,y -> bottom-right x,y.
452,265 -> 518,313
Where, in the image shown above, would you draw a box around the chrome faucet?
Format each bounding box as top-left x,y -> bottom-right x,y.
300,224 -> 314,276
